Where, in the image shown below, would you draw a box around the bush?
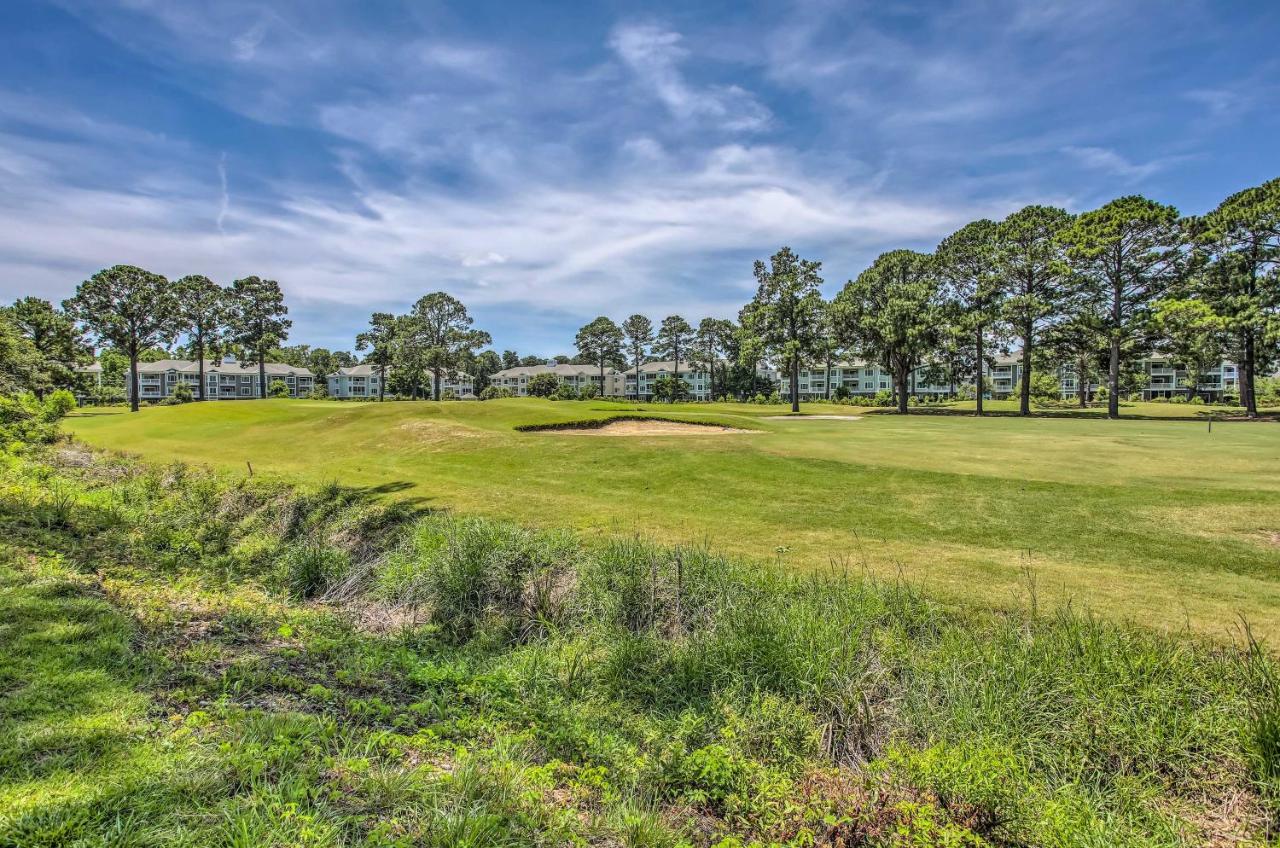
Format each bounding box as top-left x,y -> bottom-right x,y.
442,388 -> 458,401
579,382 -> 600,400
88,385 -> 126,406
171,382 -> 194,404
42,389 -> 77,421
0,393 -> 59,448
308,385 -> 328,400
268,379 -> 291,398
480,385 -> 513,400
527,373 -> 559,397
832,385 -> 851,401
873,389 -> 894,407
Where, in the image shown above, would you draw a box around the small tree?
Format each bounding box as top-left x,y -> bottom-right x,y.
356,313 -> 397,401
9,297 -> 92,400
1060,196 -> 1182,419
64,265 -> 179,412
268,379 -> 291,398
743,247 -> 827,413
172,382 -> 195,403
651,374 -> 690,402
1151,299 -> 1226,401
833,250 -> 945,414
527,372 -> 559,397
229,276 -> 291,399
575,316 -> 624,394
1042,313 -> 1107,408
621,314 -> 654,399
173,275 -> 230,401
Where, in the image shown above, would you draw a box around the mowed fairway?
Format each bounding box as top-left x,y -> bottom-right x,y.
68,398 -> 1280,638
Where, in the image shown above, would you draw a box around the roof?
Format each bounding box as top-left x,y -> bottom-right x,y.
76,362 -> 103,373
492,363 -> 620,379
133,358 -> 314,377
331,364 -> 385,377
330,365 -> 473,381
625,360 -> 713,375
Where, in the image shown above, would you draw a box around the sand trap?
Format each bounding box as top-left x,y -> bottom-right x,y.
553,420 -> 754,436
777,415 -> 863,421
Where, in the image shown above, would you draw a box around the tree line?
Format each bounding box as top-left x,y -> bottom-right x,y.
558,179 -> 1278,418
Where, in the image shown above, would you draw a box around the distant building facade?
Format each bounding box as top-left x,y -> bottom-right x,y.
780,353 -> 1248,402
490,363 -> 625,397
123,356 -> 314,401
328,365 -> 475,399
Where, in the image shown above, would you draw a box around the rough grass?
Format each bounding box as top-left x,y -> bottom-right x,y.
65,397 -> 1280,639
0,445 -> 1277,846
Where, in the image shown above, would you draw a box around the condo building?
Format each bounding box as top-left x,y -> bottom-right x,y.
123,355 -> 314,401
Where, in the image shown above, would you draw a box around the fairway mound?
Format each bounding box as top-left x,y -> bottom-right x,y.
518,416 -> 755,436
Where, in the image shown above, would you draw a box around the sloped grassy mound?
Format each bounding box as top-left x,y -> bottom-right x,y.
0,445 -> 1276,846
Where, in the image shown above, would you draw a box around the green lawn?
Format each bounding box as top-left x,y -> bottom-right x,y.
67,398 -> 1280,639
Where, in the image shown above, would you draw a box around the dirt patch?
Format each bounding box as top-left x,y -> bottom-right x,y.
550,420 -> 754,436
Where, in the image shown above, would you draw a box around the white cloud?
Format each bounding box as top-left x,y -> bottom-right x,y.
608,23 -> 770,132
216,152 -> 230,234
231,19 -> 269,61
1059,146 -> 1188,182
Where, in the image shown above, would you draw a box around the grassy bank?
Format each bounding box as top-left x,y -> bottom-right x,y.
1,444 -> 1277,846
66,398 -> 1280,639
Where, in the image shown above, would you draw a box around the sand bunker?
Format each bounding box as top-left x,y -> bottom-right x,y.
777,415 -> 863,421
553,420 -> 754,436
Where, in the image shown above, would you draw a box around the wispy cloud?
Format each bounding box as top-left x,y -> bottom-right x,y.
231,19 -> 268,61
1059,146 -> 1191,183
609,23 -> 770,132
216,152 -> 230,234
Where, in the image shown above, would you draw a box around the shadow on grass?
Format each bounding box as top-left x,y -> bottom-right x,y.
863,406 -> 1280,422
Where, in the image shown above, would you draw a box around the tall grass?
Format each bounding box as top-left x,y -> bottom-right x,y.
2,445 -> 1276,846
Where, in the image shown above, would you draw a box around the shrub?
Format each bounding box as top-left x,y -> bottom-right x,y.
0,393 -> 58,448
42,389 -> 77,421
480,385 -> 513,400
308,385 -> 328,400
553,382 -> 579,401
276,542 -> 349,599
268,379 -> 291,398
579,382 -> 600,400
832,385 -> 851,401
379,516 -> 579,644
873,389 -> 894,407
442,388 -> 458,401
171,382 -> 194,404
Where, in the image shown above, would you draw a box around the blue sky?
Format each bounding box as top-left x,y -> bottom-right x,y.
1,0 -> 1277,356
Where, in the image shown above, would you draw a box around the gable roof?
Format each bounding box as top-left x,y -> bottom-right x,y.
133,359 -> 314,377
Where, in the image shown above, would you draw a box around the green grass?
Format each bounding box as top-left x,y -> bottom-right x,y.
1,448 -> 1276,845
66,397 -> 1280,639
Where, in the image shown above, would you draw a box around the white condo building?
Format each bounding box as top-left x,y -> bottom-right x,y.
123,356 -> 314,401
328,365 -> 475,399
